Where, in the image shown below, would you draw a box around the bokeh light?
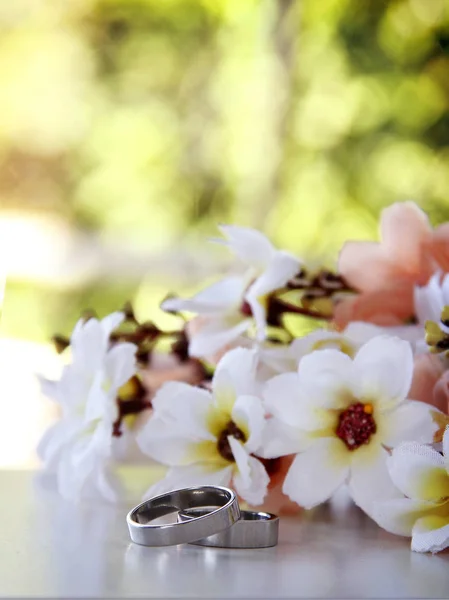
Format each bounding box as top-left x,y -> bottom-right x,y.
0,0 -> 448,336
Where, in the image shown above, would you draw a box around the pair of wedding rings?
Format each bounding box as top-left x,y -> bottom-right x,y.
127,485 -> 279,548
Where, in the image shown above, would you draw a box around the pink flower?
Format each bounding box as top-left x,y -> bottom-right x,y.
433,371 -> 449,415
256,456 -> 302,516
431,223 -> 449,273
141,353 -> 205,397
334,284 -> 413,329
339,202 -> 437,292
336,201 -> 449,328
409,353 -> 448,413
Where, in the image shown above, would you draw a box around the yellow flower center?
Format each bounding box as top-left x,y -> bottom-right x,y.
311,337 -> 355,358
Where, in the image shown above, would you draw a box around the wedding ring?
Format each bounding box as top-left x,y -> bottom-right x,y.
178,508 -> 279,548
127,485 -> 240,546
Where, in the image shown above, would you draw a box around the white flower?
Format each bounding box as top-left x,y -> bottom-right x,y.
259,322 -> 388,376
137,347 -> 269,505
162,225 -> 300,358
413,272 -> 449,353
38,312 -> 137,502
373,427 -> 449,553
415,272 -> 449,325
260,336 -> 438,514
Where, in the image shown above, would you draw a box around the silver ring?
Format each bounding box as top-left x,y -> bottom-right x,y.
178,508 -> 279,548
127,485 -> 240,546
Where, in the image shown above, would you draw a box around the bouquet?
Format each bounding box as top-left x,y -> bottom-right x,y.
38,201 -> 449,554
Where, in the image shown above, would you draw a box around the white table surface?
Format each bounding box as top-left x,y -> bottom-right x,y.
1,471 -> 449,599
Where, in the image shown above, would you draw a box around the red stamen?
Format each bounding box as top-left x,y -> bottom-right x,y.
240,300 -> 252,317
336,402 -> 376,450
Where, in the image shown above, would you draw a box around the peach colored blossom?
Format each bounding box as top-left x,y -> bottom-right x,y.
336,202 -> 449,328
431,223 -> 449,273
339,202 -> 437,293
334,283 -> 414,330
432,371 -> 449,415
410,353 -> 448,413
256,455 -> 302,516
141,353 -> 205,397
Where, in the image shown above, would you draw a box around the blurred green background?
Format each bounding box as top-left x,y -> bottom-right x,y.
2,0 -> 449,342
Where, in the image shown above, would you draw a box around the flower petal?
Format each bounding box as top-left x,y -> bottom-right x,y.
95,419 -> 119,459
372,498 -> 438,536
265,371 -> 337,433
217,225 -> 274,270
137,416 -> 206,466
412,515 -> 449,553
344,321 -> 391,345
56,438 -> 119,503
189,316 -> 251,358
386,442 -> 449,502
57,366 -> 91,414
338,240 -> 396,292
382,401 -> 438,447
229,436 -> 269,505
354,336 -> 414,408
74,419 -> 113,463
297,349 -> 356,409
96,467 -> 123,503
143,463 -> 234,499
380,201 -> 432,273
71,318 -> 105,373
245,296 -> 267,343
349,444 -> 402,516
409,353 -> 446,409
212,347 -> 258,413
84,378 -> 116,425
100,311 -> 125,339
231,394 -> 266,453
432,223 -> 449,272
249,251 -> 300,300
443,426 -> 449,474
334,285 -> 415,329
290,330 -> 354,363
441,273 -> 449,306
37,418 -> 83,469
258,418 -> 308,459
263,373 -> 312,428
261,455 -> 302,515
282,437 -> 350,509
258,343 -> 296,375
339,202 -> 432,293
162,275 -> 248,315
414,273 -> 444,325
246,251 -> 300,339
151,381 -> 215,441
104,342 -> 137,391
38,375 -> 64,405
